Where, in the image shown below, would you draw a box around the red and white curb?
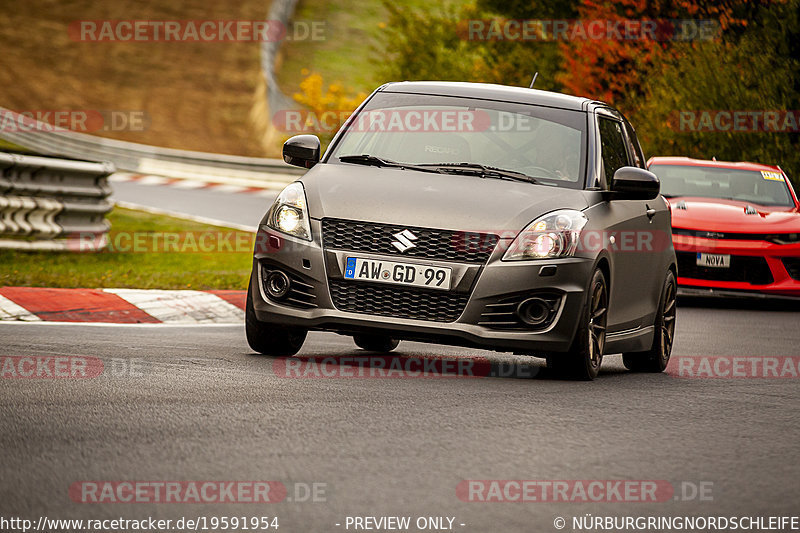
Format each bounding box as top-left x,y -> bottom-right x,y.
110,172 -> 286,197
0,287 -> 246,324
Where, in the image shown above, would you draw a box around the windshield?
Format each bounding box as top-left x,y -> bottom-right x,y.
327,92 -> 587,189
649,164 -> 795,207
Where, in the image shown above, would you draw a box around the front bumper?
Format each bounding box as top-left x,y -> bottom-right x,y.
251,221 -> 595,353
672,233 -> 800,297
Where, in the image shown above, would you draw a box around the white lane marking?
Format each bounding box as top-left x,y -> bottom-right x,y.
104,289 -> 243,324
136,175 -> 171,186
109,173 -> 140,183
170,180 -> 208,189
110,172 -> 287,192
209,184 -> 247,194
112,201 -> 256,232
0,295 -> 42,321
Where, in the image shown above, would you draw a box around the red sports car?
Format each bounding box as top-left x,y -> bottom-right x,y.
648,157 -> 800,298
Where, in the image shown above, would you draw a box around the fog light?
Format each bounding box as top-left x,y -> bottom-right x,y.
516,297 -> 552,326
266,271 -> 291,299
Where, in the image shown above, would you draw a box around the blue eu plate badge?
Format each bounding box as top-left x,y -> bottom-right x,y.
345,257 -> 357,278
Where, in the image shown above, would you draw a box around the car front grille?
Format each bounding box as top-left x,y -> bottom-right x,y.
781,258 -> 800,281
672,228 -> 800,245
676,252 -> 773,285
322,218 -> 498,263
328,280 -> 469,322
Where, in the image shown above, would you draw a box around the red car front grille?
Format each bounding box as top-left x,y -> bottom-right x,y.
676,252 -> 774,285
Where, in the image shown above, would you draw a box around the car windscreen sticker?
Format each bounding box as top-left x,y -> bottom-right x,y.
761,170 -> 784,181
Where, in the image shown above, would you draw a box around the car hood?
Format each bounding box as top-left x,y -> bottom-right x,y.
300,163 -> 589,233
669,196 -> 800,233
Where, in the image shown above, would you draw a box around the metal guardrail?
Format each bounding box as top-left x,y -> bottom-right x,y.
0,0 -> 305,190
0,107 -> 304,187
0,152 -> 114,251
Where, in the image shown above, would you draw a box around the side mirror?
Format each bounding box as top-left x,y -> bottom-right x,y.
283,135 -> 320,169
611,166 -> 660,200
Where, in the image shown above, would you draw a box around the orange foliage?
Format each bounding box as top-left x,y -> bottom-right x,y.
556,0 -> 766,103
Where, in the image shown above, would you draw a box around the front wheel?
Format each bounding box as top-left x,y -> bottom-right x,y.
548,268 -> 608,381
245,281 -> 307,356
623,270 -> 677,373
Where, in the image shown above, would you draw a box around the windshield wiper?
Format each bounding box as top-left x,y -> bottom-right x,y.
419,162 -> 537,184
338,154 -> 399,167
337,154 -> 443,174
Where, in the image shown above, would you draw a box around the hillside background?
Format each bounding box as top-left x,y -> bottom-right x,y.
0,0 -> 797,183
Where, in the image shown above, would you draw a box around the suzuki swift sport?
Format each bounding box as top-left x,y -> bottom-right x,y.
246,81 -> 677,380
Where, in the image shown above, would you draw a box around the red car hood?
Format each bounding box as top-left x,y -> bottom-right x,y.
669,197 -> 800,233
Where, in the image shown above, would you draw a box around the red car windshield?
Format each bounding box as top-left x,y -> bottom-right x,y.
649,164 -> 795,207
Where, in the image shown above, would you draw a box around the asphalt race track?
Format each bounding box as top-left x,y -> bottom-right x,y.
1,298 -> 799,531
111,179 -> 278,229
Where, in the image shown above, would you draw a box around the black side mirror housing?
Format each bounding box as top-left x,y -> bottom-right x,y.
283,135 -> 321,169
611,166 -> 660,200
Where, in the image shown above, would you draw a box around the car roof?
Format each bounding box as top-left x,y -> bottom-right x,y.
647,156 -> 783,174
379,81 -> 596,111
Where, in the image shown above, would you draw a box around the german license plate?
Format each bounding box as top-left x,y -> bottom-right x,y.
344,257 -> 452,290
696,253 -> 730,268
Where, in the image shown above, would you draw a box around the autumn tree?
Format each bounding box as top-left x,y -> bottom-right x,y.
556,0 -> 773,104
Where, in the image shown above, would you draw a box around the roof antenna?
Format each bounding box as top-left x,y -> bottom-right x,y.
528,72 -> 539,89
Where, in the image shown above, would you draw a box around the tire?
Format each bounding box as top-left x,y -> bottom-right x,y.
548,268 -> 608,381
623,270 -> 677,373
353,334 -> 400,353
245,281 -> 307,356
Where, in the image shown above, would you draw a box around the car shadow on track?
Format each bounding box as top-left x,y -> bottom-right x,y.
247,350 -> 643,381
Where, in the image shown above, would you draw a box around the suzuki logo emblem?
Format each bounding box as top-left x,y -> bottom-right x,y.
391,229 -> 418,252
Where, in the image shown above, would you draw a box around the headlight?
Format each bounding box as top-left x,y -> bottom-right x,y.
503,209 -> 588,260
266,182 -> 312,240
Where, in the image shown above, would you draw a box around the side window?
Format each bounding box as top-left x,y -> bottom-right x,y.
597,117 -> 630,188
622,119 -> 645,168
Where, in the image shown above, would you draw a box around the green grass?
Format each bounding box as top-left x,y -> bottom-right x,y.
0,139 -> 32,154
0,208 -> 254,290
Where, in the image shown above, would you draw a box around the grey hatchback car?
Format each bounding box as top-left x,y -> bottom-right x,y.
246,81 -> 676,380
